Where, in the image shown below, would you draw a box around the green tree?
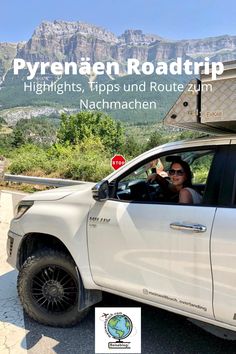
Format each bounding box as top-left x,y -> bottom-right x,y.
11,118 -> 57,146
0,117 -> 6,125
12,127 -> 25,147
121,135 -> 144,158
145,131 -> 164,150
57,111 -> 125,152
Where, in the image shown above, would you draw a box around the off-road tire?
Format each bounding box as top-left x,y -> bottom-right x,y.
17,249 -> 89,327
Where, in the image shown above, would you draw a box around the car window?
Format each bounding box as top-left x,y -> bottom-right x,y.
115,149 -> 215,204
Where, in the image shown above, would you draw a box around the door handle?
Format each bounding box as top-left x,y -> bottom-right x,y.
170,222 -> 207,233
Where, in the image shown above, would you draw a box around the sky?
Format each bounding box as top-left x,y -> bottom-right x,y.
1,0 -> 236,42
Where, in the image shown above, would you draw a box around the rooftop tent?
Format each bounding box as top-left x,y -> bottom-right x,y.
164,60 -> 236,134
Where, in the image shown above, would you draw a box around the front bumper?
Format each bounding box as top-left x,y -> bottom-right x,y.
7,230 -> 22,269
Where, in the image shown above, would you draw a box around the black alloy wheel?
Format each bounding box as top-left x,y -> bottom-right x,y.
31,264 -> 78,313
17,249 -> 89,327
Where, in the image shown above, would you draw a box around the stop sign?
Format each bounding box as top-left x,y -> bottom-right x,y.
111,154 -> 126,170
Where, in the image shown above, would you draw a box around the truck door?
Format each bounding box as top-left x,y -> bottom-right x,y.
88,145 -> 227,320
211,143 -> 236,327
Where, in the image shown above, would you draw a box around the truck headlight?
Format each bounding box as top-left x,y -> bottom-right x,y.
15,201 -> 34,219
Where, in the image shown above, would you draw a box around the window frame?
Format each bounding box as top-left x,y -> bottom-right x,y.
108,145 -> 228,207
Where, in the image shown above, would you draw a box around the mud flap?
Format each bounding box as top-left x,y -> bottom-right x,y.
76,267 -> 102,310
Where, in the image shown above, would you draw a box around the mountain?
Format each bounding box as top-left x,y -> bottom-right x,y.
0,42 -> 25,84
0,20 -> 236,124
15,21 -> 236,64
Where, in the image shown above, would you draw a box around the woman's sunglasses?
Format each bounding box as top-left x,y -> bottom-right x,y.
169,169 -> 185,176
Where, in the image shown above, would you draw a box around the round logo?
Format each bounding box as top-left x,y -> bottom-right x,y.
106,314 -> 133,340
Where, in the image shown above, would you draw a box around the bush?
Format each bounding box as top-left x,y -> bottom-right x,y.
9,145 -> 49,175
8,140 -> 113,181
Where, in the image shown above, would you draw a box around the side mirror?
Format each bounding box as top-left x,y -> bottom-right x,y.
92,180 -> 109,201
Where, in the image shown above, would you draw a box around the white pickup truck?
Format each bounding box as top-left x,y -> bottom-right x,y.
6,134 -> 236,335
6,61 -> 236,336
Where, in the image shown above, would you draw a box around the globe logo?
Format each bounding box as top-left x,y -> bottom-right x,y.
106,314 -> 133,341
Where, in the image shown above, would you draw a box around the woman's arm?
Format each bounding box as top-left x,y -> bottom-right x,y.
179,188 -> 193,204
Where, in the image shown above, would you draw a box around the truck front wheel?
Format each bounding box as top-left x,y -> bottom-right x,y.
17,249 -> 89,327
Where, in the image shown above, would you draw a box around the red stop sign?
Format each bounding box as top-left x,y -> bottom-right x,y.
111,154 -> 126,170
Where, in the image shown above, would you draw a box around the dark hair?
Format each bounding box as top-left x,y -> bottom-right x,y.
170,159 -> 193,188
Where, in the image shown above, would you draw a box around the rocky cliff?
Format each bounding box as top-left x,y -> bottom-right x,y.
4,20 -> 236,68
0,43 -> 17,84
17,21 -> 119,63
0,106 -> 76,125
0,41 -> 26,85
1,21 -> 236,124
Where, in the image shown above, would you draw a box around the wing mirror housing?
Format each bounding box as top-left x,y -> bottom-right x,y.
92,180 -> 109,201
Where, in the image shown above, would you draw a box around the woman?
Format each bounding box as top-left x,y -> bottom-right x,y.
148,159 -> 202,204
168,160 -> 202,204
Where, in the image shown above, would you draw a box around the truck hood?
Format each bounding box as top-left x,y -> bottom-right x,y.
22,182 -> 95,201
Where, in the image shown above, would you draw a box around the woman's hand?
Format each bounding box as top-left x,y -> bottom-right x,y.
147,173 -> 157,183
